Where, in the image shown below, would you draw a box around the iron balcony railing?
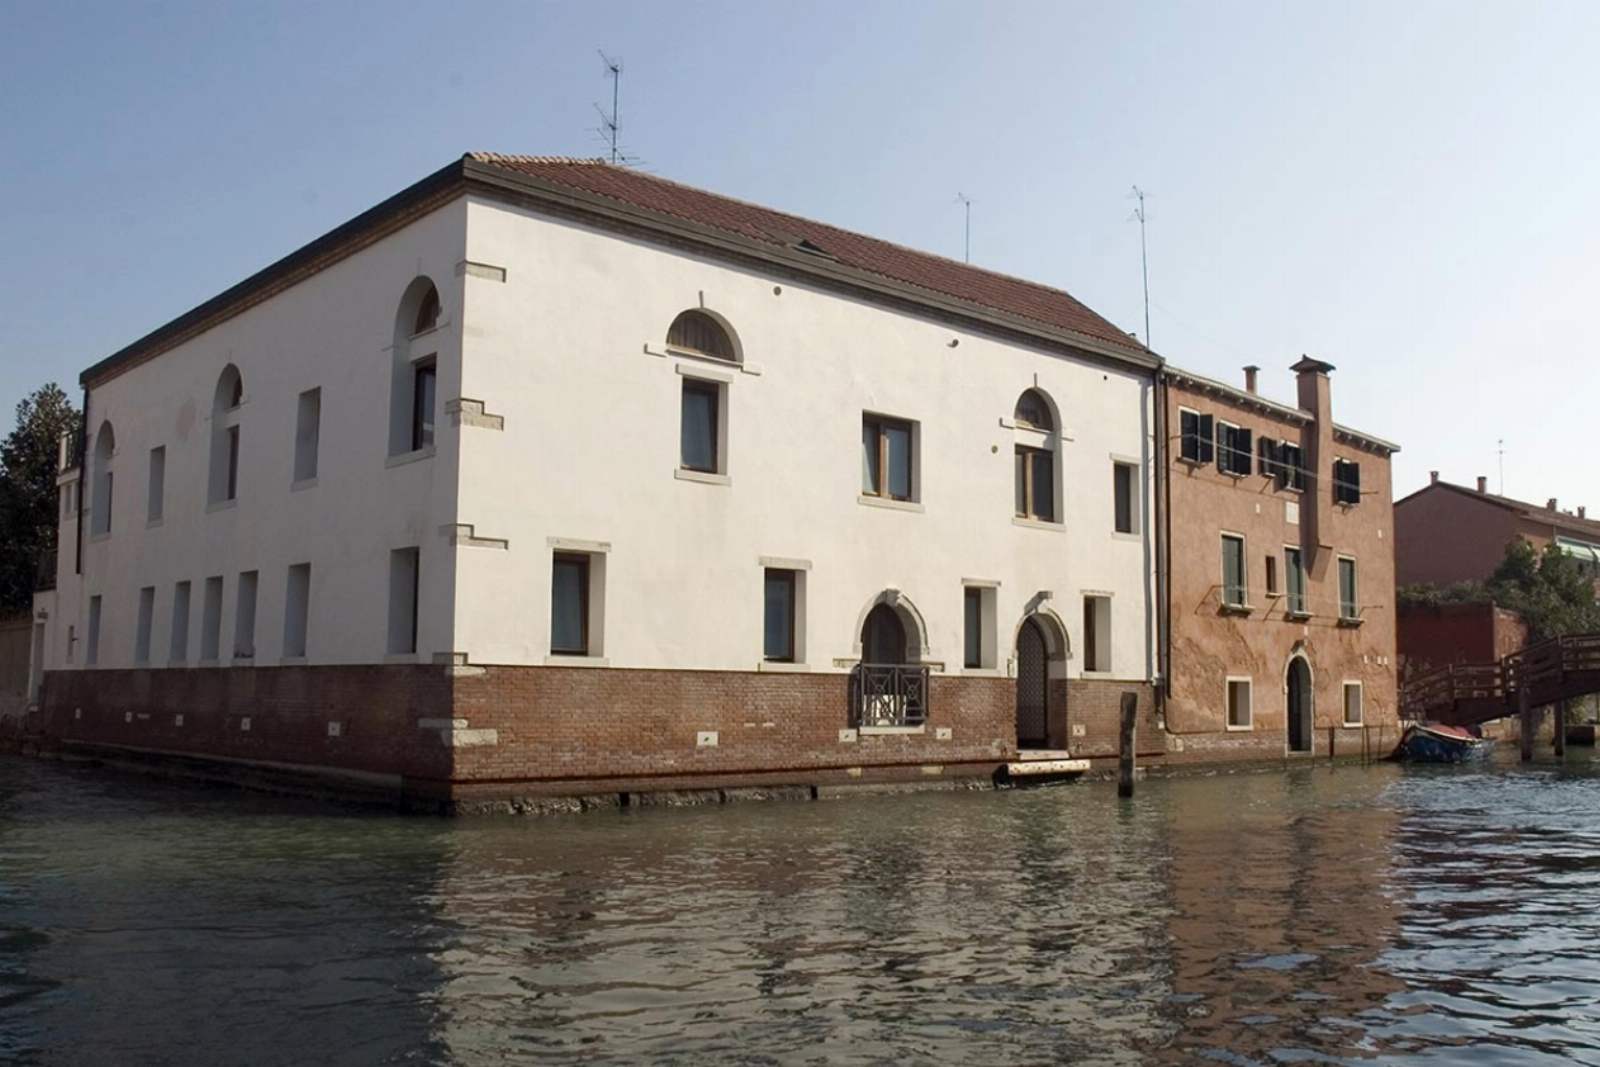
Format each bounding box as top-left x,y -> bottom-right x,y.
850,663 -> 930,728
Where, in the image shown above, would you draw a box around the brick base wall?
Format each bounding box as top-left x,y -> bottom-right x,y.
36,664 -> 1368,807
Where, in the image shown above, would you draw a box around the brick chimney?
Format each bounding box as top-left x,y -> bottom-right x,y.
1430,470 -> 1440,484
1292,355 -> 1337,566
1548,497 -> 1559,511
1477,476 -> 1488,493
1581,506 -> 1588,519
1243,365 -> 1259,394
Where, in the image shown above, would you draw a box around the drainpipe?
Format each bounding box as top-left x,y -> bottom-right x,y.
75,386 -> 88,576
1155,365 -> 1172,723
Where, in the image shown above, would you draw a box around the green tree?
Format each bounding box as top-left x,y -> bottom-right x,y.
1485,537 -> 1600,640
0,384 -> 80,613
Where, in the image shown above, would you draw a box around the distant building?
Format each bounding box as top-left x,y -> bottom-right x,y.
1159,361 -> 1400,758
1394,475 -> 1600,588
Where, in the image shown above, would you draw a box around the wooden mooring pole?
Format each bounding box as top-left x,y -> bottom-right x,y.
1117,691 -> 1138,798
1556,699 -> 1568,758
1520,685 -> 1534,763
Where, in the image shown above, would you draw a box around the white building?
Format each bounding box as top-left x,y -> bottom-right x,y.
32,154 -> 1160,807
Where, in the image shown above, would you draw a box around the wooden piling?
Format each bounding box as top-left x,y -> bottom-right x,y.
1117,691 -> 1138,798
1329,725 -> 1336,762
1556,699 -> 1568,757
1520,685 -> 1534,762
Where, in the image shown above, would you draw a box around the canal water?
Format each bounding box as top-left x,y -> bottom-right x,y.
5,754 -> 1600,1065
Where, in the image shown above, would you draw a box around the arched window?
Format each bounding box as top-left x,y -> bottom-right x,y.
851,593 -> 929,728
90,421 -> 115,536
1013,389 -> 1059,522
209,365 -> 243,504
667,309 -> 738,362
391,277 -> 443,456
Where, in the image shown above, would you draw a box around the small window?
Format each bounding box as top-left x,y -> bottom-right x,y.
1013,389 -> 1054,431
1343,682 -> 1364,726
1217,421 -> 1252,476
862,415 -> 915,501
1179,409 -> 1214,464
224,425 -> 240,501
1015,445 -> 1054,520
1334,459 -> 1362,505
1278,442 -> 1306,491
233,570 -> 258,660
1257,437 -> 1280,480
147,446 -> 165,522
551,553 -> 591,655
1227,678 -> 1252,729
284,563 -> 311,658
1113,462 -> 1137,533
411,360 -> 437,452
1082,595 -> 1111,672
1265,555 -> 1279,596
680,378 -> 721,473
294,388 -> 321,483
964,587 -> 983,669
170,580 -> 191,663
1339,557 -> 1359,621
413,285 -> 441,335
667,309 -> 737,362
763,569 -> 797,662
201,576 -> 223,661
86,595 -> 102,666
1285,547 -> 1307,615
1221,534 -> 1247,608
135,586 -> 155,664
388,548 -> 420,655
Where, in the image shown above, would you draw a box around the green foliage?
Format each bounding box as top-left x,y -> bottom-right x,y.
1485,537 -> 1600,640
1397,580 -> 1491,609
0,384 -> 79,613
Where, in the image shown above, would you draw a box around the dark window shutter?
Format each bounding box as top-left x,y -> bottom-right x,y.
1199,415 -> 1215,463
1180,410 -> 1198,461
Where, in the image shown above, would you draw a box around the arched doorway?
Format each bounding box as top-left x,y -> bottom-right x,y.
862,603 -> 909,665
1015,618 -> 1050,748
1287,656 -> 1313,753
853,601 -> 926,728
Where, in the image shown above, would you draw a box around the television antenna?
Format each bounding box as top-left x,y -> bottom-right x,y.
955,193 -> 973,263
1129,185 -> 1151,347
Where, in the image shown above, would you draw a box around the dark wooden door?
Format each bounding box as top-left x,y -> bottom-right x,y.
1016,619 -> 1049,747
1288,658 -> 1312,752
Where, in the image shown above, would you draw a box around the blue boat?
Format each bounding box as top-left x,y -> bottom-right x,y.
1397,723 -> 1491,763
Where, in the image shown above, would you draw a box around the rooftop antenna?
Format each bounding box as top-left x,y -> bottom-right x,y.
1498,438 -> 1505,495
596,51 -> 623,164
955,193 -> 973,263
1129,185 -> 1151,347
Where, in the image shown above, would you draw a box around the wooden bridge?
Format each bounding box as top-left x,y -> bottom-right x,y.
1401,634 -> 1600,739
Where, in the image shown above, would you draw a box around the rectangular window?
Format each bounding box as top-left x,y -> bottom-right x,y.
763,569 -> 797,662
1217,421 -> 1253,476
1227,678 -> 1253,729
87,595 -> 102,666
201,576 -> 223,661
550,553 -> 590,655
283,563 -> 311,658
1179,409 -> 1215,464
1285,547 -> 1307,615
411,360 -> 437,452
135,586 -> 155,664
1257,436 -> 1279,480
225,425 -> 240,501
1113,462 -> 1137,533
1344,682 -> 1364,726
1333,458 -> 1361,505
964,587 -> 983,669
862,415 -> 915,501
1015,446 -> 1054,520
1339,557 -> 1359,621
1278,442 -> 1306,491
233,570 -> 258,660
1266,555 -> 1279,596
170,580 -> 191,663
1082,595 -> 1111,672
294,388 -> 321,482
388,548 -> 420,654
680,378 -> 720,473
1221,534 -> 1247,607
147,446 -> 165,522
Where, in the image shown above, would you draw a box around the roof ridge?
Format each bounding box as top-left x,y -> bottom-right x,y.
468,152 -> 609,166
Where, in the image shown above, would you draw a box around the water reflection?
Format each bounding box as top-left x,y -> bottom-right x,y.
5,754 -> 1600,1064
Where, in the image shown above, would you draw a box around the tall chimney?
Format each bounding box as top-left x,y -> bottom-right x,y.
1291,355 -> 1337,568
1580,506 -> 1588,519
1547,497 -> 1558,511
1243,365 -> 1259,394
1430,470 -> 1440,484
1477,476 -> 1488,493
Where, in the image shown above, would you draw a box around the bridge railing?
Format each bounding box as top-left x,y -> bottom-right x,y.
1401,662 -> 1504,718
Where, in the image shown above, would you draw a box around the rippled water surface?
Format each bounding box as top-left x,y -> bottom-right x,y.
6,753 -> 1600,1065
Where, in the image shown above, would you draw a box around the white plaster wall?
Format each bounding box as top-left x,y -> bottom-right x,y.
48,200 -> 468,670
455,196 -> 1156,680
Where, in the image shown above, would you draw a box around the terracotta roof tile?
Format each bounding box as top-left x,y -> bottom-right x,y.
468,153 -> 1145,356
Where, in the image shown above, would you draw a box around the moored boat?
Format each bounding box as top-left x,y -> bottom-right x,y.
1396,722 -> 1491,763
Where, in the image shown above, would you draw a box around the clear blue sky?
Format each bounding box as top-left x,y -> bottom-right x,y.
4,1 -> 1599,503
